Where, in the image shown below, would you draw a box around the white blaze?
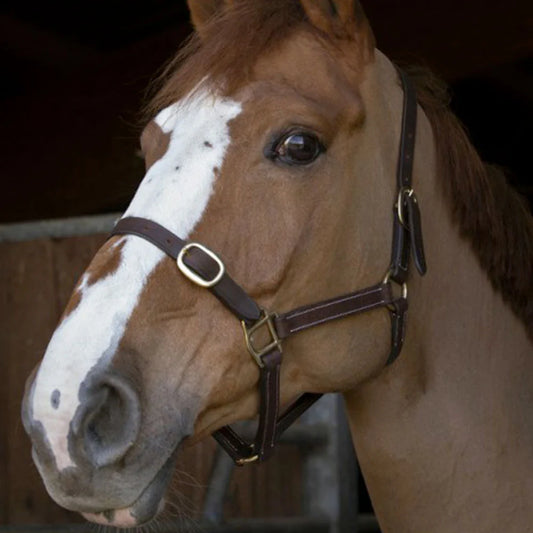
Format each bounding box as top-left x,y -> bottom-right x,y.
31,87 -> 242,470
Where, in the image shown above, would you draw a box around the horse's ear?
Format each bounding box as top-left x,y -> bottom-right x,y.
187,0 -> 233,36
300,0 -> 367,38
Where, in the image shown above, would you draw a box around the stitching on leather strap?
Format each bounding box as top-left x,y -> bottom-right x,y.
281,285 -> 384,321
287,301 -> 389,334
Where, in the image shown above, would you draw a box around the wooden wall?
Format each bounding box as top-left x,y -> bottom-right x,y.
0,235 -> 302,526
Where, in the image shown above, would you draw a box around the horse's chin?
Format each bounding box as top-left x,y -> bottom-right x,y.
82,451 -> 176,529
82,502 -> 165,529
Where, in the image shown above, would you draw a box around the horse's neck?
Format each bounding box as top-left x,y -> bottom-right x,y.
345,191 -> 533,533
345,64 -> 533,532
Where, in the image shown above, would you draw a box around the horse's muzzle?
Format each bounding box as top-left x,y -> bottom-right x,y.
21,369 -> 148,513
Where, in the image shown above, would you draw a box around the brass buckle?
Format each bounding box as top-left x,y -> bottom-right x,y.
241,309 -> 282,368
396,187 -> 415,227
177,243 -> 225,288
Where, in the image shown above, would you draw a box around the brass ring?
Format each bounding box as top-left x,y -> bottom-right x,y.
383,271 -> 408,301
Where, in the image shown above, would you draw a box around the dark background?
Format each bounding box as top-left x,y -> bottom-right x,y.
1,0 -> 531,224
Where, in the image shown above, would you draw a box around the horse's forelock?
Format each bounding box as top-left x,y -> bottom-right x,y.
146,0 -> 374,118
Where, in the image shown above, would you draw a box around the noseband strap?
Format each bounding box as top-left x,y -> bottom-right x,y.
108,217 -> 262,324
110,68 -> 426,466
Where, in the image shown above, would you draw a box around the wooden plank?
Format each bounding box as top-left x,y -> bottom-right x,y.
225,445 -> 302,519
51,234 -> 106,311
0,235 -> 105,525
0,239 -> 77,524
0,215 -> 120,243
0,516 -> 331,533
261,446 -> 302,517
0,246 -> 12,523
169,438 -> 216,522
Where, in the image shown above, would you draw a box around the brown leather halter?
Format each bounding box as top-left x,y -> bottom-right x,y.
110,69 -> 426,466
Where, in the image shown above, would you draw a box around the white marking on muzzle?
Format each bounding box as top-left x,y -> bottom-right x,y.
31,86 -> 242,470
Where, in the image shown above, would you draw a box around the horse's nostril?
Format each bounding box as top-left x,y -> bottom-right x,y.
74,372 -> 141,468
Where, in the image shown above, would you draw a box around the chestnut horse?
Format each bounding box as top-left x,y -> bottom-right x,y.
22,1 -> 533,531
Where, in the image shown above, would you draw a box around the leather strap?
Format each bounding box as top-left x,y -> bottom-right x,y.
111,217 -> 262,324
275,283 -> 394,339
213,390 -> 323,463
386,297 -> 408,365
254,350 -> 282,461
389,70 -> 427,282
213,349 -> 283,463
396,69 -> 418,190
275,392 -> 322,436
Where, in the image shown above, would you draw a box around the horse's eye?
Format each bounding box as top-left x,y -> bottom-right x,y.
271,132 -> 324,165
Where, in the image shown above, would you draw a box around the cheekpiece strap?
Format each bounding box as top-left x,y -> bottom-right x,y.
389,69 -> 427,283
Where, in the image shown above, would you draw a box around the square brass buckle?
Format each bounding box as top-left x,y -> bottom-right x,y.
241,310 -> 282,368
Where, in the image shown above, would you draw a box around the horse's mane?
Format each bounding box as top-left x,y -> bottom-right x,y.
406,67 -> 533,337
146,3 -> 533,337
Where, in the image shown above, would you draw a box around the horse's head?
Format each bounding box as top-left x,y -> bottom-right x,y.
22,0 -> 413,527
